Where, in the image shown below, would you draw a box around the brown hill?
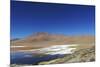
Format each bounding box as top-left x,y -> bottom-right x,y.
24,32 -> 66,42
11,32 -> 95,51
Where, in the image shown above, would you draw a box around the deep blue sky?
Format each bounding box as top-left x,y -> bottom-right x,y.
11,1 -> 95,38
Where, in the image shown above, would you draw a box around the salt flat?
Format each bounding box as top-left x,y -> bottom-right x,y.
11,44 -> 78,55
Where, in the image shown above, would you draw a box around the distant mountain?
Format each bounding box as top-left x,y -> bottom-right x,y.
25,32 -> 66,42
10,32 -> 95,51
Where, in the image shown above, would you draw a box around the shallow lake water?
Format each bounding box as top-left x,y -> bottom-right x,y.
11,52 -> 66,64
11,45 -> 77,64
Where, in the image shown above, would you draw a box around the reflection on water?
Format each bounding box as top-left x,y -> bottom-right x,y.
11,52 -> 66,65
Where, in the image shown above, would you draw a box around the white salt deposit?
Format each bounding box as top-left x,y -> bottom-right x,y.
12,44 -> 78,55
38,44 -> 77,55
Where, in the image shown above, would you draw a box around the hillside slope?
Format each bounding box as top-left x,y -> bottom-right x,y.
39,46 -> 95,65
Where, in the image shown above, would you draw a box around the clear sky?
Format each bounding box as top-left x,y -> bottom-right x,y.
11,1 -> 95,38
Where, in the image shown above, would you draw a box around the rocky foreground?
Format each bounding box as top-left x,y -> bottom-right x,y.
38,46 -> 95,65
10,46 -> 95,67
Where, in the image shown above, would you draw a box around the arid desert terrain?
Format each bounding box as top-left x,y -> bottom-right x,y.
10,32 -> 95,67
